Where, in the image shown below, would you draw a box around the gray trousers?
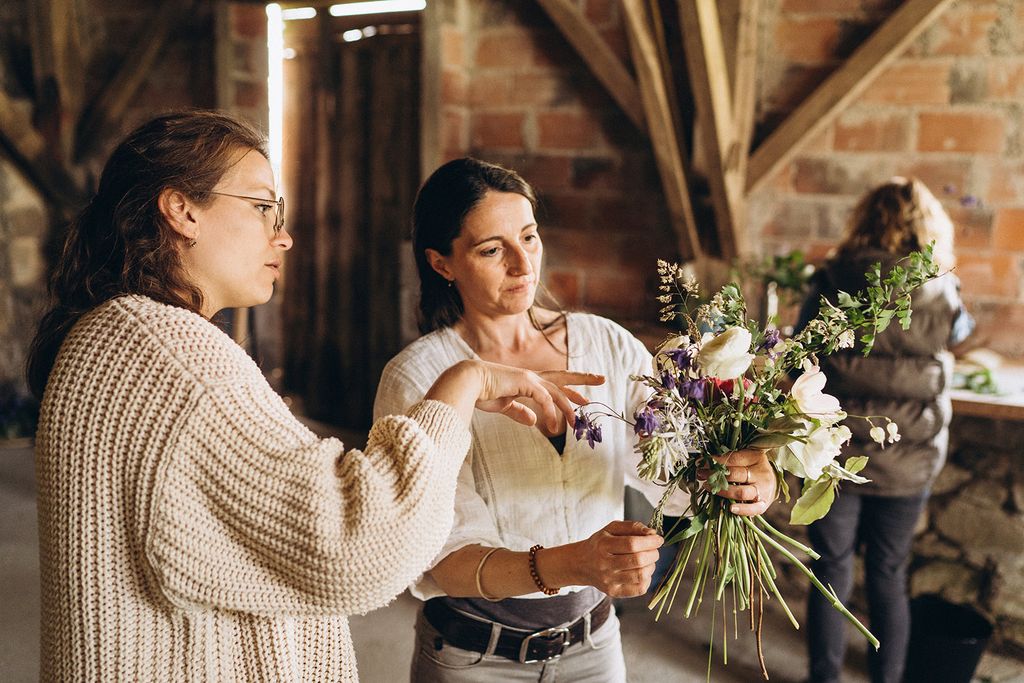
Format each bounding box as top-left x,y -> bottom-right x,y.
409,605 -> 627,682
806,490 -> 928,683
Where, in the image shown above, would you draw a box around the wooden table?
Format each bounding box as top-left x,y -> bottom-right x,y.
950,362 -> 1024,421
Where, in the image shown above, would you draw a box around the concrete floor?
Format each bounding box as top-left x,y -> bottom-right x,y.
2,443 -> 1019,682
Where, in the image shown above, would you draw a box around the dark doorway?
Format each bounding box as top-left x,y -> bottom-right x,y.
281,10 -> 420,431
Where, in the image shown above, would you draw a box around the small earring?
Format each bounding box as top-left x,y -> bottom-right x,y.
447,279 -> 454,288
187,238 -> 197,248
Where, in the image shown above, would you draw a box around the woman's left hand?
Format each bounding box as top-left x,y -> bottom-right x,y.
711,448 -> 778,516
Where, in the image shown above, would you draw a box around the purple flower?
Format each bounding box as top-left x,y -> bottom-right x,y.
664,347 -> 695,371
633,406 -> 661,437
574,411 -> 603,448
679,378 -> 706,402
574,414 -> 587,441
661,371 -> 677,391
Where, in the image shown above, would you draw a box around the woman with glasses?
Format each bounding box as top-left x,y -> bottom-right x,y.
27,111 -> 599,682
374,157 -> 779,682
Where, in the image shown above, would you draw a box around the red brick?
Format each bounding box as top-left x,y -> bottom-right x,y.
513,73 -> 578,107
441,25 -> 464,66
993,208 -> 1024,250
537,110 -> 602,149
468,76 -> 512,107
774,17 -> 842,64
803,127 -> 833,153
986,161 -> 1024,204
948,205 -> 993,250
230,4 -> 266,39
956,252 -> 1019,298
543,269 -> 580,307
930,7 -> 1000,56
985,60 -> 1024,100
442,68 -> 467,106
896,159 -> 972,199
583,269 -> 647,311
443,109 -> 467,155
917,112 -> 1005,153
834,110 -> 910,151
966,301 -> 1024,357
471,112 -> 525,149
792,158 -> 887,195
859,61 -> 952,105
513,155 -> 574,193
570,157 -> 622,192
537,194 -> 592,231
475,31 -> 534,68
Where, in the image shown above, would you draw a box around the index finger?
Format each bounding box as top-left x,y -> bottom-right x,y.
537,371 -> 605,387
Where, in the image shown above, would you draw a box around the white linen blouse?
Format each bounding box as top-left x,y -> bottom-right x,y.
373,312 -> 686,600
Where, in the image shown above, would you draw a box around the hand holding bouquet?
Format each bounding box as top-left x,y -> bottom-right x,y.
575,245 -> 939,679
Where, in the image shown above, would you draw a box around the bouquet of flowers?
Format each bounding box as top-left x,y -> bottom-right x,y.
575,245 -> 939,679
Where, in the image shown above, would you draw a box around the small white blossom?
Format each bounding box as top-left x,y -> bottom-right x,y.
869,426 -> 886,445
886,421 -> 901,443
838,329 -> 856,349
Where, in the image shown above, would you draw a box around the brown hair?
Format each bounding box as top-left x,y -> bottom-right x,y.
26,110 -> 267,399
837,177 -> 956,269
413,157 -> 550,333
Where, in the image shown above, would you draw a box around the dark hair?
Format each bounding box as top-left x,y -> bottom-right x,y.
412,157 -> 540,332
26,110 -> 267,399
838,176 -> 955,269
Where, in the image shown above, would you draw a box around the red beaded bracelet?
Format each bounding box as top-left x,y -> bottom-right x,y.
528,544 -> 559,596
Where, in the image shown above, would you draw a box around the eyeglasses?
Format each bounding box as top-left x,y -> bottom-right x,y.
209,191 -> 286,235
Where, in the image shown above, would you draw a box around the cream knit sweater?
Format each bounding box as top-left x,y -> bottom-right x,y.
35,295 -> 470,681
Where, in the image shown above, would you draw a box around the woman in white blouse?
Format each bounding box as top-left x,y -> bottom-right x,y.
374,157 -> 778,682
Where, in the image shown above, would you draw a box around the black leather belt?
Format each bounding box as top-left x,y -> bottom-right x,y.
423,596 -> 612,663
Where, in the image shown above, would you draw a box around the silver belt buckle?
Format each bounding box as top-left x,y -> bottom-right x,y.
518,626 -> 570,663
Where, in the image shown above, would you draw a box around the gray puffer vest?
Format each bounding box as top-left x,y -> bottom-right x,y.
800,249 -> 967,497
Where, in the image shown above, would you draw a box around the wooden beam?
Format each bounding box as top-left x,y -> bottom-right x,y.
746,0 -> 954,193
75,1 -> 197,162
535,0 -> 647,133
730,0 -> 760,179
0,89 -> 83,211
27,0 -> 85,165
678,0 -> 742,258
622,0 -> 701,261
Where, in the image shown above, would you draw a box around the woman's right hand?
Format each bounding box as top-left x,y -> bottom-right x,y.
423,360 -> 604,432
556,520 -> 664,598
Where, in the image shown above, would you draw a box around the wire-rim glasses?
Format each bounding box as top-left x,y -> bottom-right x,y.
209,191 -> 285,235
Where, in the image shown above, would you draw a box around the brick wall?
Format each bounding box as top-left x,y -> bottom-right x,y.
433,0 -> 677,326
748,0 -> 1024,359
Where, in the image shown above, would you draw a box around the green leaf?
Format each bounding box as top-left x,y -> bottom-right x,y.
844,455 -> 869,474
790,477 -> 837,525
836,291 -> 860,309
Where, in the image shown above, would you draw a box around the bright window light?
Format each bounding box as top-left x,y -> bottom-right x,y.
342,29 -> 363,42
266,4 -> 285,183
329,1 -> 426,18
281,7 -> 317,21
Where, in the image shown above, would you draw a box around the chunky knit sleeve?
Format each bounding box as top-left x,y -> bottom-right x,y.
143,377 -> 470,618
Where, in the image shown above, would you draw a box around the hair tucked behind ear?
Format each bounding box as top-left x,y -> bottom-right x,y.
26,110 -> 267,400
412,157 -> 539,333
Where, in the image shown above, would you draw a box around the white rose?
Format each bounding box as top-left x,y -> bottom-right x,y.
778,424 -> 850,481
696,327 -> 754,380
791,360 -> 843,424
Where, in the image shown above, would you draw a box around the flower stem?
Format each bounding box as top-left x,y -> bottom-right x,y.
741,517 -> 879,649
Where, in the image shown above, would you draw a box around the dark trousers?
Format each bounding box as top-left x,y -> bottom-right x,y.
806,490 -> 928,683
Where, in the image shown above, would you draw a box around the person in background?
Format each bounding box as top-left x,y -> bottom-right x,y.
374,157 -> 778,682
796,177 -> 974,683
27,111 -> 599,682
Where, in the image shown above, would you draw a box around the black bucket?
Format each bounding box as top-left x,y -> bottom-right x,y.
904,595 -> 993,683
